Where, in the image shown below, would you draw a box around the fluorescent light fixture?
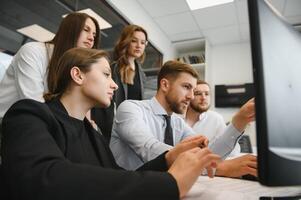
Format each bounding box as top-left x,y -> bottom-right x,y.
17,24 -> 55,42
186,0 -> 234,10
63,8 -> 112,30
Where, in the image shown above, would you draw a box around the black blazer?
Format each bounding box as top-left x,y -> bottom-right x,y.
91,60 -> 146,142
0,99 -> 178,200
111,60 -> 146,107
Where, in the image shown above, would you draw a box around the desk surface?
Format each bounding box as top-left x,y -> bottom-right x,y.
184,176 -> 301,200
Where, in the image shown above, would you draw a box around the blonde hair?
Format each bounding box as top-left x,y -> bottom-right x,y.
113,24 -> 148,85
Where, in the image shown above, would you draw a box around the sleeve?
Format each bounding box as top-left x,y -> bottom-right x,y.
114,101 -> 172,162
13,42 -> 47,102
209,123 -> 242,160
137,151 -> 169,172
1,100 -> 179,200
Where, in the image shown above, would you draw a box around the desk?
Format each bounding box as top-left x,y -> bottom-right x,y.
184,176 -> 301,200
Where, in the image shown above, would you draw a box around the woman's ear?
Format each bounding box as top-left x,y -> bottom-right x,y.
70,66 -> 84,85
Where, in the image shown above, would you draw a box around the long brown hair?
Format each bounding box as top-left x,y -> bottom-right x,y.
47,12 -> 100,95
44,48 -> 108,101
113,24 -> 148,85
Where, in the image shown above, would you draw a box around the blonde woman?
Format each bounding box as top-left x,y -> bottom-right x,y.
92,25 -> 148,141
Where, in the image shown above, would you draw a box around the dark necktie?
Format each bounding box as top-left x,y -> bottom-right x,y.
163,115 -> 174,146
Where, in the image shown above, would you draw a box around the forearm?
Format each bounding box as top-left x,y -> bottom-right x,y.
232,114 -> 248,132
208,123 -> 241,159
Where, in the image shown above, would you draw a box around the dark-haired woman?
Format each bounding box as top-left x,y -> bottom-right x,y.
0,12 -> 100,122
1,47 -> 219,200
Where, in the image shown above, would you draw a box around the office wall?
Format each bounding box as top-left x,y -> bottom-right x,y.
207,42 -> 256,146
209,42 -> 253,85
106,0 -> 177,61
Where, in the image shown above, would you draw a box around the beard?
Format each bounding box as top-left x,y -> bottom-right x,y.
190,101 -> 210,113
166,95 -> 187,114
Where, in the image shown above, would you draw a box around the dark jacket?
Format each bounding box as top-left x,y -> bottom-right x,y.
91,60 -> 146,142
0,98 -> 178,200
111,60 -> 146,107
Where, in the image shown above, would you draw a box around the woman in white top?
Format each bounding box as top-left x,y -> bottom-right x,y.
0,12 -> 100,122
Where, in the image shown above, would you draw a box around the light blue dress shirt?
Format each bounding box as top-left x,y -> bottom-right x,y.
110,97 -> 194,170
110,97 -> 241,170
191,110 -> 241,158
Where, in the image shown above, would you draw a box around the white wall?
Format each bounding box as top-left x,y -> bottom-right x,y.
209,42 -> 253,85
106,0 -> 177,61
207,42 -> 256,146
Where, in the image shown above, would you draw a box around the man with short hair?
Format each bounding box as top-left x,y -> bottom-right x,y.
185,80 -> 257,178
185,80 -> 241,157
110,60 -> 254,172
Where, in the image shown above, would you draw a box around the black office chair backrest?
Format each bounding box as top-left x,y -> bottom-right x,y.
238,135 -> 253,153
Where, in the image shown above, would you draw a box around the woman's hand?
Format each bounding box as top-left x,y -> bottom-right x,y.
168,147 -> 220,199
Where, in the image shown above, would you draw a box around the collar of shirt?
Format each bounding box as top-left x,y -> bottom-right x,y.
150,97 -> 169,116
198,111 -> 208,122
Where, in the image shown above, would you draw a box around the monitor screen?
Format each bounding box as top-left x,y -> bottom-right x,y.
248,0 -> 301,186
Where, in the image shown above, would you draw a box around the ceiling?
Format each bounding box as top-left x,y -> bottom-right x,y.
0,0 -> 125,53
0,0 -> 162,70
136,0 -> 301,47
1,0 -> 301,60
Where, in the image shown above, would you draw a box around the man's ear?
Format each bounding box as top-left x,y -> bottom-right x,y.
160,78 -> 170,92
70,66 -> 84,85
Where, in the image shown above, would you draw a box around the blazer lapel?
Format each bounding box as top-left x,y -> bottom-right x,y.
136,61 -> 146,100
47,98 -> 117,168
84,119 -> 117,168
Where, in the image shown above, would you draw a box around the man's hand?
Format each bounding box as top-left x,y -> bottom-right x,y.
181,134 -> 209,147
215,154 -> 257,178
165,135 -> 208,168
232,98 -> 255,132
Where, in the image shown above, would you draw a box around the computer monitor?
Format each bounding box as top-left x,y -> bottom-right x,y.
248,0 -> 301,186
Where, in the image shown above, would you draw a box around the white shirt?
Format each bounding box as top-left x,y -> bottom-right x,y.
191,110 -> 241,157
110,97 -> 195,170
0,42 -> 53,121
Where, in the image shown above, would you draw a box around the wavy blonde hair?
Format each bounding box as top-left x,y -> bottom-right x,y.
113,24 -> 148,85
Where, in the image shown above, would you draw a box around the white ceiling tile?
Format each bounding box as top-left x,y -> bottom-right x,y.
203,26 -> 240,45
137,0 -> 190,18
283,0 -> 301,17
169,31 -> 203,42
192,2 -> 237,30
236,0 -> 248,24
155,12 -> 199,35
267,0 -> 286,14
